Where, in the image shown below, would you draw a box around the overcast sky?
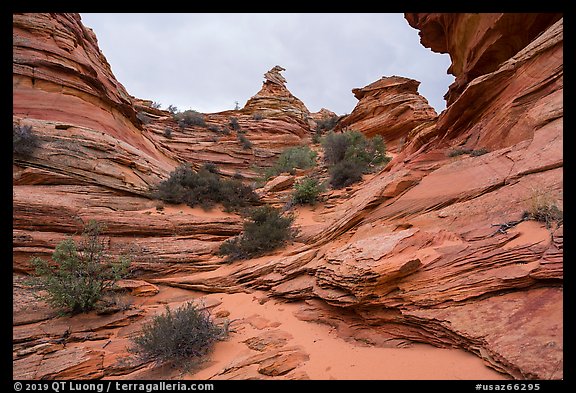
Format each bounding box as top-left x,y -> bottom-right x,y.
80,13 -> 454,116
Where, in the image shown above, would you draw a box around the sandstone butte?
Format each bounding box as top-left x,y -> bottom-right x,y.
13,13 -> 563,381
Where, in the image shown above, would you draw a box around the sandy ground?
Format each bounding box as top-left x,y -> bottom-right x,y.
132,287 -> 506,380
127,199 -> 513,380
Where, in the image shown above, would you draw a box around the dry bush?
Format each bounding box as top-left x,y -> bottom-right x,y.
524,188 -> 563,228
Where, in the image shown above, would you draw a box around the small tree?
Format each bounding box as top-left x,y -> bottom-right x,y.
130,301 -> 226,365
27,220 -> 131,314
167,105 -> 179,115
322,131 -> 350,165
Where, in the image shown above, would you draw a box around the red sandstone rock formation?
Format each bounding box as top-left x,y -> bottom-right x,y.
13,13 -> 562,380
12,13 -> 313,279
13,13 -> 175,195
243,65 -> 311,125
404,13 -> 562,106
13,13 -> 138,132
155,13 -> 563,379
309,108 -> 338,123
130,66 -> 313,179
337,76 -> 438,152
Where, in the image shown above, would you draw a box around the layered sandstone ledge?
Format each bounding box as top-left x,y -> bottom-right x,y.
338,76 -> 437,152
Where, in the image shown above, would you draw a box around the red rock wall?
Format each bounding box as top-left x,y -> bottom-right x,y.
13,13 -> 176,194
12,14 -> 313,275
12,13 -> 563,380
405,13 -> 562,105
389,13 -> 563,165
337,76 -> 438,152
435,17 -> 563,151
13,14 -> 152,151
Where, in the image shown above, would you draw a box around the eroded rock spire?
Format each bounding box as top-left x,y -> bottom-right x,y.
263,65 -> 287,87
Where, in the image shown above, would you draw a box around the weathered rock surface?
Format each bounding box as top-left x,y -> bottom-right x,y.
405,13 -> 562,106
12,13 -> 312,278
212,345 -> 309,379
260,174 -> 295,193
12,183 -> 243,275
147,13 -> 563,380
243,65 -> 311,126
13,14 -> 175,195
13,12 -> 562,381
338,76 -> 438,152
434,17 -> 563,152
309,108 -> 338,122
13,13 -> 138,134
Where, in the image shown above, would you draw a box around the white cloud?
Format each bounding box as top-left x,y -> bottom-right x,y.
81,13 -> 454,115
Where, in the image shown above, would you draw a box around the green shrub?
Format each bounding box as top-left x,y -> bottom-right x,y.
13,124 -> 40,156
312,116 -> 339,144
322,131 -> 390,188
202,162 -> 219,174
315,116 -> 339,133
470,148 -> 489,157
328,159 -> 365,189
163,127 -> 172,138
27,220 -> 131,314
322,131 -> 350,165
364,135 -> 389,166
311,132 -> 321,145
523,189 -> 563,228
154,164 -> 194,205
130,301 -> 225,365
174,110 -> 206,128
218,178 -> 260,210
322,131 -> 388,167
218,206 -> 295,261
154,163 -> 259,211
263,146 -> 317,179
447,148 -> 469,157
292,177 -> 323,205
208,125 -> 230,135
